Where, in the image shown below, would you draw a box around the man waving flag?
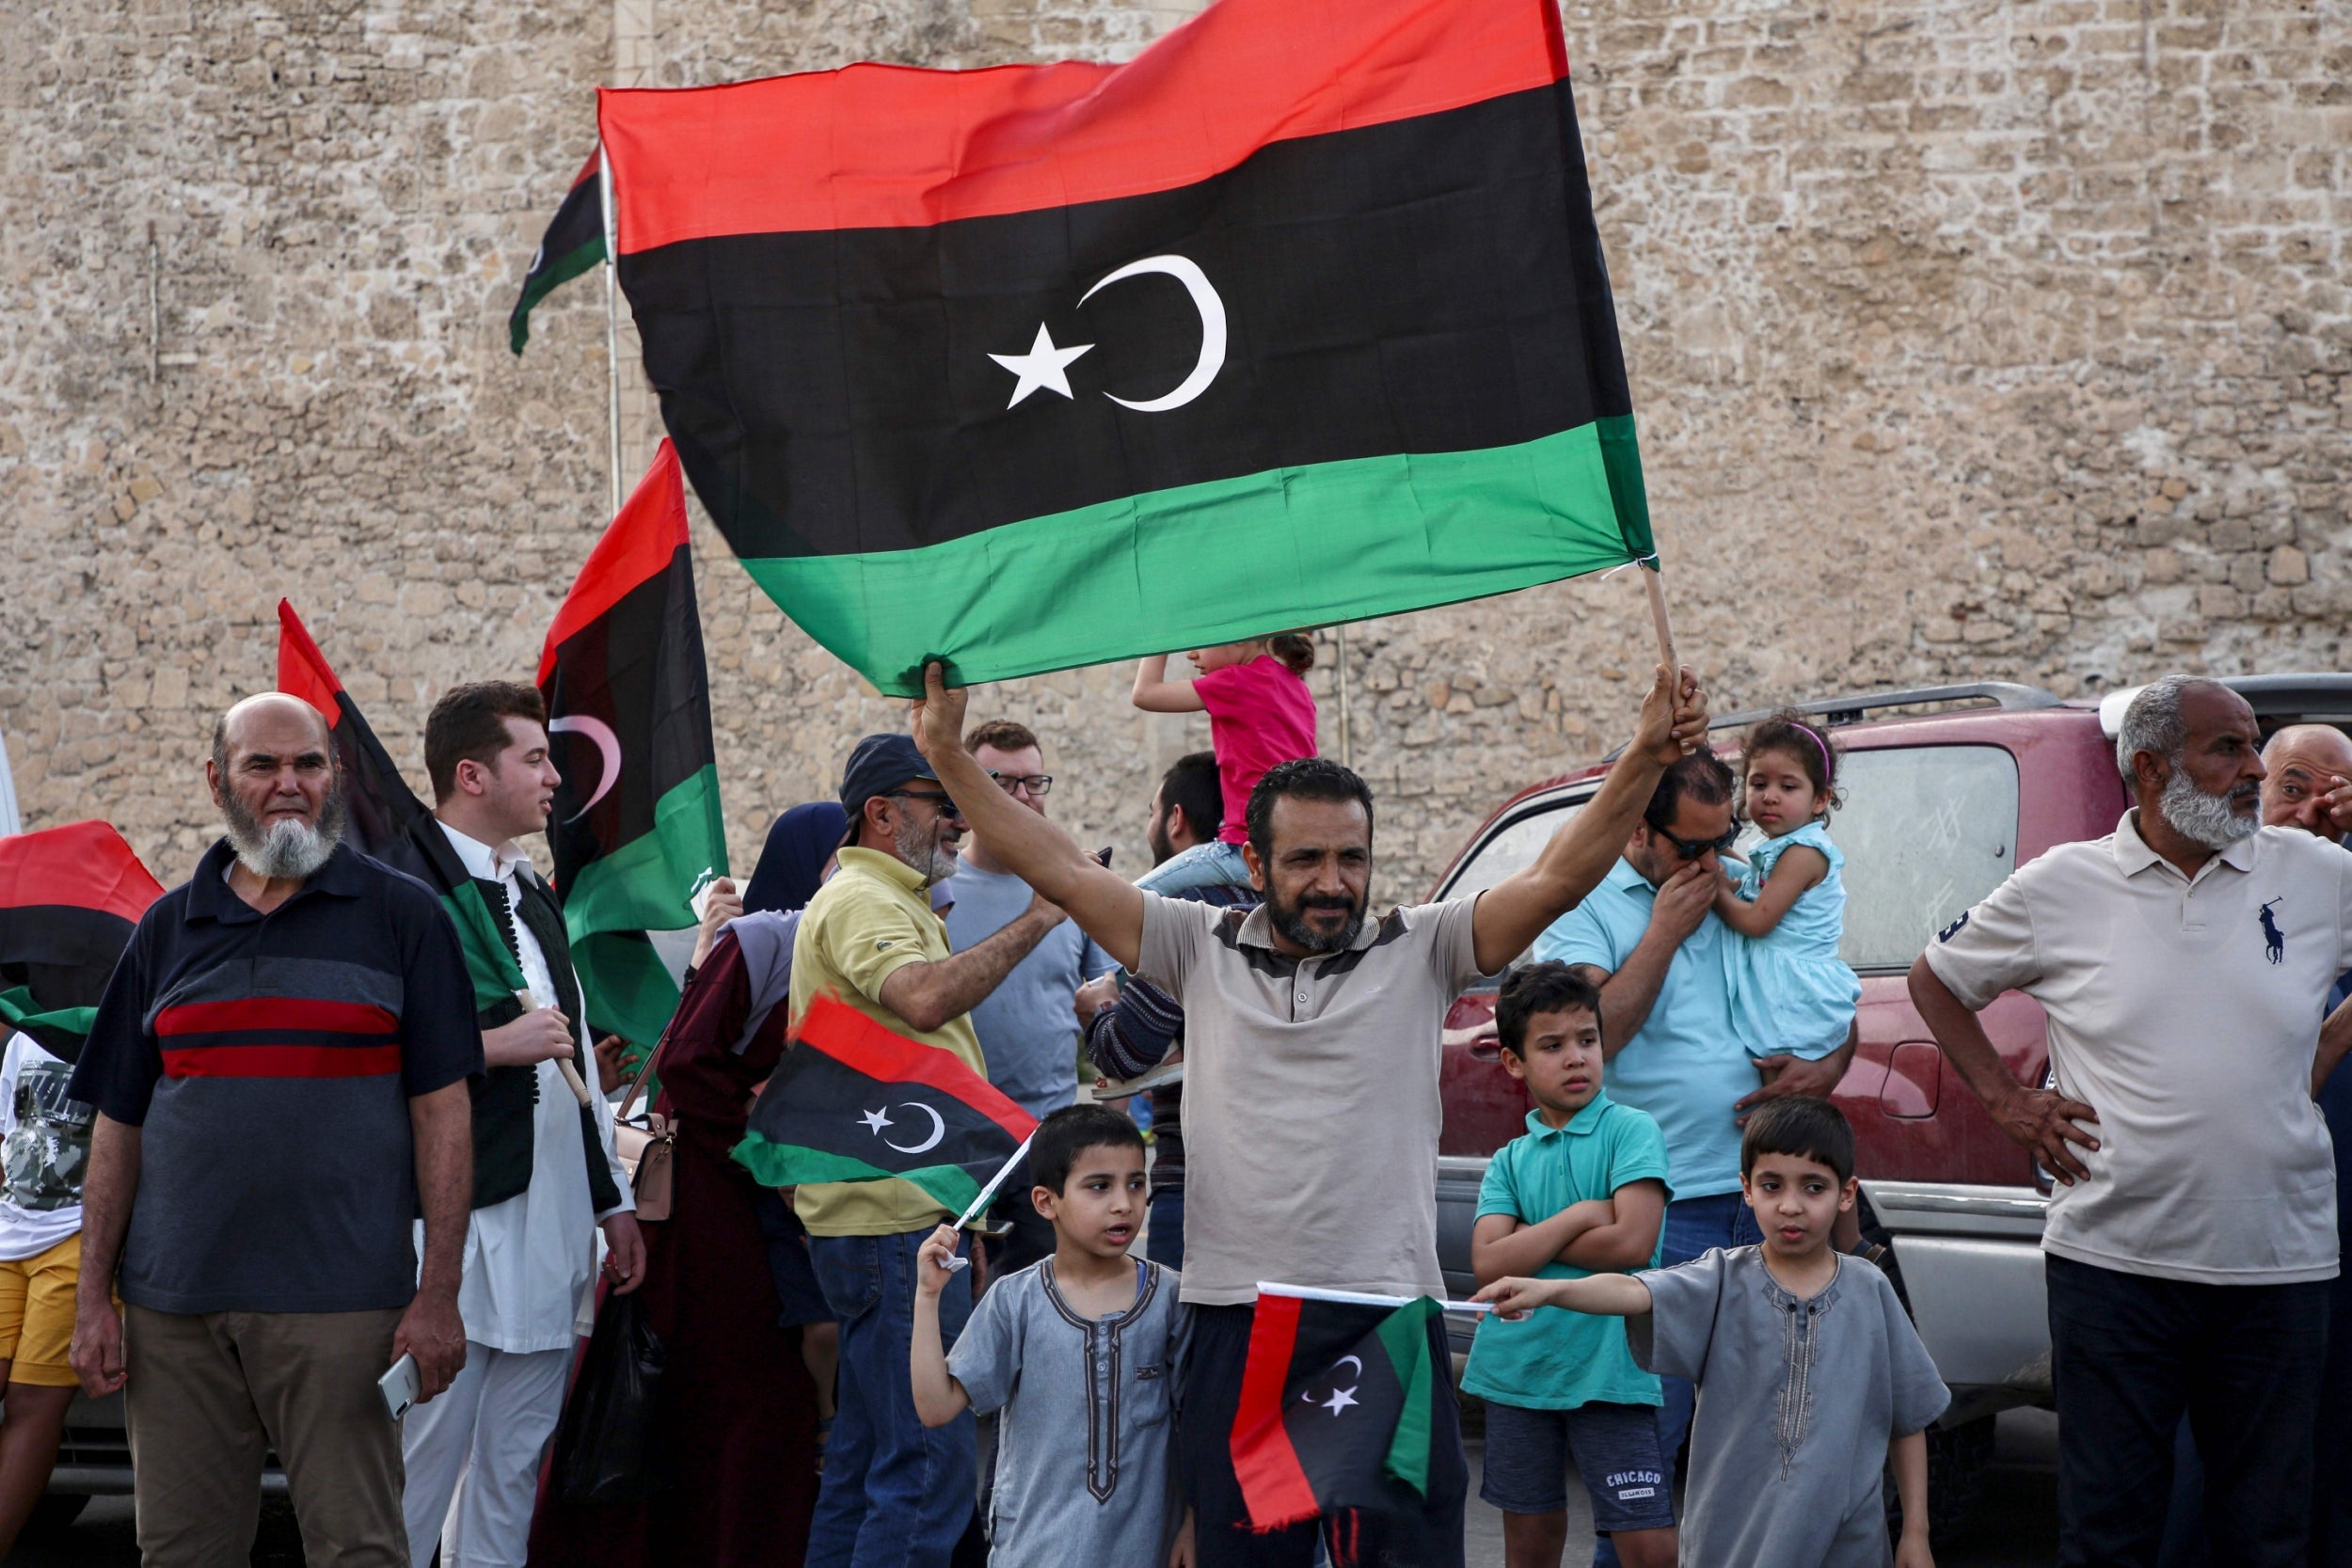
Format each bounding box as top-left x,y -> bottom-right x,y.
539,439 -> 728,1053
596,0 -> 1649,694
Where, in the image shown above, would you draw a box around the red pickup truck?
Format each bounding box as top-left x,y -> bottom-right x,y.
1428,674 -> 2352,1522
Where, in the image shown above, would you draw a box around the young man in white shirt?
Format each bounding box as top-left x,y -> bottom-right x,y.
379,682 -> 644,1568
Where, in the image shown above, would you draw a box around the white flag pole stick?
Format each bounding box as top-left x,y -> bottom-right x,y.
942,1132 -> 1036,1272
1256,1280 -> 1494,1316
596,139 -> 624,520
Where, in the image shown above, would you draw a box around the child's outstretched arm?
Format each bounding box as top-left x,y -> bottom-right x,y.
1890,1429 -> 1932,1568
1556,1179 -> 1668,1273
1711,844 -> 1829,939
1473,1272 -> 1653,1320
1470,1200 -> 1615,1285
911,1224 -> 971,1428
1132,655 -> 1208,714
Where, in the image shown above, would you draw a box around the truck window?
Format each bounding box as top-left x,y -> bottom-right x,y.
1441,795 -> 1587,907
1820,744 -> 2019,974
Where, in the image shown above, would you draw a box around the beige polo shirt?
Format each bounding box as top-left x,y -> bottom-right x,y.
1924,812 -> 2351,1284
789,847 -> 988,1237
1136,893 -> 1493,1306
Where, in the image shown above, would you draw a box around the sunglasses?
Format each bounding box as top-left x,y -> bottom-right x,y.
886,788 -> 966,820
1653,822 -> 1740,861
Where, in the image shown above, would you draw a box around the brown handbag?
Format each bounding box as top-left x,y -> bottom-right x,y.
613,1049 -> 675,1223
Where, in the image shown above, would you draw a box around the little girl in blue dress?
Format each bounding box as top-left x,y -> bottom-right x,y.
1714,709 -> 1862,1076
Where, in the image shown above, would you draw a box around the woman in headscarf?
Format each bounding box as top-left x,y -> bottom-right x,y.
529,803 -> 846,1568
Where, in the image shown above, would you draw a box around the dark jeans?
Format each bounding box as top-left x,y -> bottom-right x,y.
1179,1301 -> 1467,1568
2047,1254 -> 2330,1568
1591,1190 -> 1761,1568
1148,1190 -> 1184,1270
807,1229 -> 977,1568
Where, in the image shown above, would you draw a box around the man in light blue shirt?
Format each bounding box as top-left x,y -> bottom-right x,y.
1534,749 -> 1853,1568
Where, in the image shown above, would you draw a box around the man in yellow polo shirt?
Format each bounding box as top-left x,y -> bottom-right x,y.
792,732 -> 1065,1568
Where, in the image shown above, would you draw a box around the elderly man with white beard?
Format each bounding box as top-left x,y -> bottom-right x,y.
1909,675 -> 2352,1568
65,692 -> 480,1568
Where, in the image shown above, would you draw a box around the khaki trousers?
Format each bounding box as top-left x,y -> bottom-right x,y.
124,1303 -> 408,1568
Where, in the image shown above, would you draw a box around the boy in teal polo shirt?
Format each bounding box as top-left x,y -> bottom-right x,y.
1464,963 -> 1676,1568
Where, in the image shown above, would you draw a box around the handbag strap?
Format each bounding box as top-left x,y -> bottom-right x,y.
617,1037 -> 665,1123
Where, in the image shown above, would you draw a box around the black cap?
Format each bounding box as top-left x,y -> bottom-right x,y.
838,734 -> 938,842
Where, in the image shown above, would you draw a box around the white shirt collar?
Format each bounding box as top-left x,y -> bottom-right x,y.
2111,807 -> 2264,880
437,818 -> 526,885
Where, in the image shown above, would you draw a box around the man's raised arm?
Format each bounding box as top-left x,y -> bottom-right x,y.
1470,663 -> 1708,974
911,661 -> 1149,970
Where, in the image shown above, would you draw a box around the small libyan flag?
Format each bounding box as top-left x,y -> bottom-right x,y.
0,822 -> 166,1049
1232,1287 -> 1445,1532
509,148 -> 606,355
540,438 -> 728,1052
734,996 -> 1037,1215
277,599 -> 431,860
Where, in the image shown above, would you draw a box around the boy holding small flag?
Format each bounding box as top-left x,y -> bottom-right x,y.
912,1104 -> 1192,1566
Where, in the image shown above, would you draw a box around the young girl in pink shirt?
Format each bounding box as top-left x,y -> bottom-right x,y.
1129,633 -> 1318,895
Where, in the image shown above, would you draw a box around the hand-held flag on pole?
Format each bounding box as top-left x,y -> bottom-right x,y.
596,0 -> 1650,695
539,438 -> 727,1054
510,149 -> 607,356
276,600 -> 430,859
1232,1288 -> 1448,1532
734,996 -> 1038,1217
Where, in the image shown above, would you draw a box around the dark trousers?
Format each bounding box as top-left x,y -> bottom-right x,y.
1178,1302 -> 1467,1568
1147,1190 -> 1184,1270
2046,1254 -> 2330,1568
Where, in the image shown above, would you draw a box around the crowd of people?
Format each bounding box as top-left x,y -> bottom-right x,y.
0,635 -> 2341,1568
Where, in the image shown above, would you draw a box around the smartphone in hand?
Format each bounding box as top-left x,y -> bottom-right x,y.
378,1353 -> 422,1420
1094,847 -> 1114,868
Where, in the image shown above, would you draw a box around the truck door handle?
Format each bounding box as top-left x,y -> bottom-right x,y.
1469,1036 -> 1501,1061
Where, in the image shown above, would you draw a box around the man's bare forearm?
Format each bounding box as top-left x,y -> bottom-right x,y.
1907,957 -> 2018,1111
882,907 -> 1061,1033
409,1083 -> 472,1300
2317,993 -> 2352,1098
74,1116 -> 140,1307
1576,936 -> 1676,1061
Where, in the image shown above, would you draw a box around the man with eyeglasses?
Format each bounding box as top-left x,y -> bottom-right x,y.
1532,749 -> 1856,1568
940,721 -> 1117,1275
789,732 -> 1068,1568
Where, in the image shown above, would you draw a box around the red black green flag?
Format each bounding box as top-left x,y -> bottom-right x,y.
1232,1289 -> 1445,1532
277,599 -> 430,859
734,996 -> 1037,1214
539,438 -> 727,1053
596,0 -> 1646,696
0,821 -> 166,1053
510,149 -> 606,355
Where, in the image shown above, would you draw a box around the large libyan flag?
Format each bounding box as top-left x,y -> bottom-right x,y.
277,600 -> 431,859
597,0 -> 1647,696
539,440 -> 728,1052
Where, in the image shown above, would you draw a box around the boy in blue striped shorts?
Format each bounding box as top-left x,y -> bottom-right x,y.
1463,962 -> 1677,1568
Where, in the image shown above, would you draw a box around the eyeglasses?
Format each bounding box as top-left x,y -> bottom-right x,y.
886,789 -> 966,820
1654,822 -> 1740,861
987,771 -> 1054,797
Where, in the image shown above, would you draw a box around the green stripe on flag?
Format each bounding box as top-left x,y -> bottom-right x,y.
439,883 -> 531,1013
741,416 -> 1651,697
573,930 -> 681,1059
732,1130 -> 984,1216
559,765 -> 728,939
0,988 -> 96,1042
510,235 -> 607,355
1374,1296 -> 1441,1497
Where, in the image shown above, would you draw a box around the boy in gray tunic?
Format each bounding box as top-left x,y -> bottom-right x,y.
913,1103 -> 1192,1566
1479,1100 -> 1947,1568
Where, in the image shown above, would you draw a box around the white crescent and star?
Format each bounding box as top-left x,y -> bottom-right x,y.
858,1102 -> 946,1156
1306,1354 -> 1363,1417
988,252 -> 1227,413
547,714 -> 621,821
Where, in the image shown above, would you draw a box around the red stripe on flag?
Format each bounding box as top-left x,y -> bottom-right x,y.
599,0 -> 1566,251
570,147 -> 600,192
276,599 -> 346,724
156,998 -> 399,1038
537,439 -> 691,685
0,821 -> 165,925
1232,1291 -> 1319,1530
793,995 -> 1037,1144
162,1044 -> 405,1079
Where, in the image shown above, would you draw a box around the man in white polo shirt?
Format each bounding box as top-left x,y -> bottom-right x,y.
1909,674 -> 2352,1568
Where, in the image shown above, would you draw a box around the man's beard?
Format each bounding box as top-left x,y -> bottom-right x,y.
1266,885 -> 1365,955
2158,768 -> 2261,850
1148,815 -> 1174,866
221,786 -> 347,880
894,816 -> 961,885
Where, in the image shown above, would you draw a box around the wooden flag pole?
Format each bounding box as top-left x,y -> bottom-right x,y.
596,141 -> 624,520
1334,623 -> 1353,768
1643,563 -> 1677,673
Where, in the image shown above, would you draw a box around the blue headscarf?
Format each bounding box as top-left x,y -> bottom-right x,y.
740,801 -> 850,915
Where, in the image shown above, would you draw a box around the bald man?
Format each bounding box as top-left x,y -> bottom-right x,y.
65,693 -> 481,1568
2261,724 -> 2352,841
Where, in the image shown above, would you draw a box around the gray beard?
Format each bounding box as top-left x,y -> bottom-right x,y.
894,819 -> 960,886
222,788 -> 346,880
2158,768 -> 2260,850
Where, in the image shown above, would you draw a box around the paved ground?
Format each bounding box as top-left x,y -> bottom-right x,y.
8,1413 -> 2063,1566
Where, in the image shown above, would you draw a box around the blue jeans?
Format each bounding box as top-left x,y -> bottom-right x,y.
1147,1191 -> 1184,1270
807,1230 -> 977,1568
1590,1191 -> 1760,1568
1134,840 -> 1251,897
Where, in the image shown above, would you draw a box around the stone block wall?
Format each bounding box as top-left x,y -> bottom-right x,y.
0,0 -> 2344,905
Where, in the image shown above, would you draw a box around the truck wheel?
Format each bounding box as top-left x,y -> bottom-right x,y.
23,1491 -> 89,1536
